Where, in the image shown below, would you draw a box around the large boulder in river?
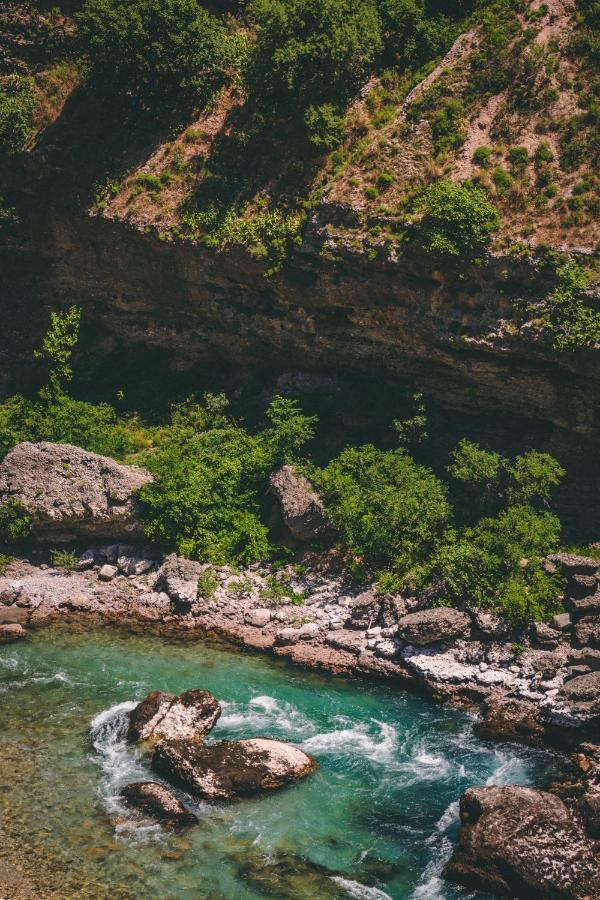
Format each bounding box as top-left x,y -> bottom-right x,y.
127,689 -> 221,743
152,737 -> 316,800
0,442 -> 152,541
120,782 -> 198,827
396,608 -> 471,645
269,466 -> 334,542
443,785 -> 600,899
0,623 -> 27,643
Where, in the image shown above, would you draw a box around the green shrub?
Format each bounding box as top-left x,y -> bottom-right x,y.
304,104 -> 346,150
415,180 -> 499,258
50,549 -> 80,571
0,499 -> 32,544
76,0 -> 231,110
379,0 -> 459,67
415,505 -> 564,625
364,186 -> 380,200
0,75 -> 37,156
492,166 -> 514,195
197,567 -> 219,600
248,0 -> 383,114
377,171 -> 394,190
311,444 -> 451,576
541,261 -> 600,350
534,142 -> 554,165
139,396 -> 315,565
473,145 -> 492,167
508,145 -> 529,172
430,98 -> 466,155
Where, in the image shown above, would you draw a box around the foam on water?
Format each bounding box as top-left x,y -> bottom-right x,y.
332,876 -> 394,899
301,717 -> 398,763
219,694 -> 313,737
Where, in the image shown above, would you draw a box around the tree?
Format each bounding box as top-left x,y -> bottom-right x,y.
34,305 -> 81,398
311,444 -> 450,574
76,0 -> 231,110
415,180 -> 499,258
247,0 -> 383,115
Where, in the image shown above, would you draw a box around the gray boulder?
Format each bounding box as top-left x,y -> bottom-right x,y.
444,785 -> 600,898
575,616 -> 600,648
548,553 -> 599,576
154,554 -> 204,612
127,689 -> 221,743
120,782 -> 198,827
0,442 -> 151,541
152,737 -> 316,800
269,466 -> 334,542
396,608 -> 471,646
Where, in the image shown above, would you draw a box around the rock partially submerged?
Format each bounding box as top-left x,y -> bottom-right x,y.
269,466 -> 334,542
444,785 -> 600,899
152,737 -> 316,800
0,623 -> 27,643
127,689 -> 221,743
0,442 -> 151,541
396,608 -> 471,645
120,782 -> 198,827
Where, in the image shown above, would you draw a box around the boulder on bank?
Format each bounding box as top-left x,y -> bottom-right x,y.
443,785 -> 600,899
152,737 -> 316,800
396,608 -> 471,645
474,697 -> 544,747
0,442 -> 152,541
154,554 -> 204,611
269,466 -> 334,542
0,623 -> 27,643
120,782 -> 198,827
127,689 -> 221,743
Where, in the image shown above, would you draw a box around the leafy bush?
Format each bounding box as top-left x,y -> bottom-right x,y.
0,75 -> 37,156
508,145 -> 529,172
0,499 -> 32,544
50,549 -> 80,571
448,439 -> 565,517
379,0 -> 459,67
310,444 -> 451,576
473,145 -> 492,167
492,166 -> 514,195
541,261 -> 600,350
415,180 -> 499,258
415,505 -> 563,625
76,0 -> 231,110
304,104 -> 346,150
197,567 -> 219,599
139,396 -> 316,565
248,0 -> 382,114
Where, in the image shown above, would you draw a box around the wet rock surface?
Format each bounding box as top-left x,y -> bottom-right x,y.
127,689 -> 221,743
0,442 -> 151,541
120,782 -> 198,827
152,737 -> 316,800
443,784 -> 600,899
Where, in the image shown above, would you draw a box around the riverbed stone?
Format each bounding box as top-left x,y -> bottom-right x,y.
120,782 -> 198,827
98,564 -> 117,582
443,785 -> 600,898
474,697 -> 544,746
128,689 -> 221,743
152,737 -> 316,800
0,623 -> 27,643
245,608 -> 271,628
0,441 -> 151,541
396,608 -> 471,646
269,466 -> 333,542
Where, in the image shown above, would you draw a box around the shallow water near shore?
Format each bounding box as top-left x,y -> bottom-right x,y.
0,625 -> 567,899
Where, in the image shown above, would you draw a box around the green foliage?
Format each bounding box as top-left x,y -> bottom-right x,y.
304,104 -> 346,150
0,554 -> 13,575
541,262 -> 600,350
76,0 -> 231,110
415,180 -> 499,258
0,75 -> 37,156
379,0 -> 461,68
473,145 -> 492,167
248,0 -> 383,115
259,573 -> 305,605
311,444 -> 451,576
393,392 -> 428,449
138,395 -> 314,565
448,439 -> 565,517
197,567 -> 219,600
414,505 -> 564,625
0,499 -> 32,544
50,549 -> 80,571
34,306 -> 81,398
492,166 -> 513,195
430,98 -> 465,156
508,145 -> 529,172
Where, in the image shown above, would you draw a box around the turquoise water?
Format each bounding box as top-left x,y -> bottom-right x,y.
0,625 -> 565,899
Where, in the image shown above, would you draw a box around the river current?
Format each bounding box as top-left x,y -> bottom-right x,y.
0,625 -> 566,898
